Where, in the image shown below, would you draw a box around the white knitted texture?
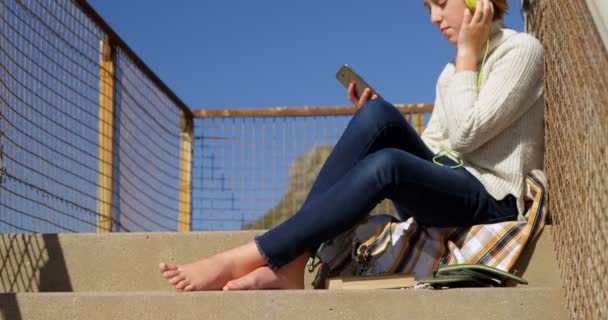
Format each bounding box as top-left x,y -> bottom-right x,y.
421,22 -> 545,215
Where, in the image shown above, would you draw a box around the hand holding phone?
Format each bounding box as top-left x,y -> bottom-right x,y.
348,82 -> 379,108
336,64 -> 383,107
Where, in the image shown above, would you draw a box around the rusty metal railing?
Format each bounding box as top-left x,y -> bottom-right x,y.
0,0 -> 192,233
190,104 -> 432,230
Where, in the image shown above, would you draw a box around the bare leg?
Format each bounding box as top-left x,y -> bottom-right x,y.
159,241 -> 266,291
222,252 -> 311,290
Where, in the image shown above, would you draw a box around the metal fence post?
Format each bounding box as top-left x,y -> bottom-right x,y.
96,35 -> 116,233
179,111 -> 193,232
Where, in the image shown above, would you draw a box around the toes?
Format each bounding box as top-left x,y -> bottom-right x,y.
222,280 -> 237,291
176,279 -> 190,291
159,262 -> 178,272
170,275 -> 186,286
163,270 -> 180,279
184,284 -> 195,291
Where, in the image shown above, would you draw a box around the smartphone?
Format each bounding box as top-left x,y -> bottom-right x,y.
336,64 -> 383,100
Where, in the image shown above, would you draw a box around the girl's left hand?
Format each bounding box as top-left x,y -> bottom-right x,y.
457,0 -> 494,59
348,82 -> 379,109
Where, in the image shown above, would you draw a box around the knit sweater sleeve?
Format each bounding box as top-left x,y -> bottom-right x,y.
437,34 -> 544,154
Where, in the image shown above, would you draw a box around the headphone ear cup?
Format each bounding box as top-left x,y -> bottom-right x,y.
464,0 -> 477,11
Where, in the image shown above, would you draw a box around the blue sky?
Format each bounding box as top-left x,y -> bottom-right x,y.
88,0 -> 525,110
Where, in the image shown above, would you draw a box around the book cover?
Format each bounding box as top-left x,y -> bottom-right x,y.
327,273 -> 417,289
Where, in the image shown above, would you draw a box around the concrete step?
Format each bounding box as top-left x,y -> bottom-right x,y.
0,287 -> 569,320
0,227 -> 561,292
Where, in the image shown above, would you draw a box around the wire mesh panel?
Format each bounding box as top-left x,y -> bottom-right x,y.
0,0 -> 187,233
0,0 -> 105,233
524,0 -> 608,319
112,50 -> 182,232
192,106 -> 430,231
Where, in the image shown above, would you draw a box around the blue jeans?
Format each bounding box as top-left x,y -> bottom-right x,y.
255,100 -> 518,270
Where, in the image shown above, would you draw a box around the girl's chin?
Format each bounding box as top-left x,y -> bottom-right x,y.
445,35 -> 458,46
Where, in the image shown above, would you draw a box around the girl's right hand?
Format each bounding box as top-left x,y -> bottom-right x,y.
348,82 -> 379,109
457,0 -> 494,61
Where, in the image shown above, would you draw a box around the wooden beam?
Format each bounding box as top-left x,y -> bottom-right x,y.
96,35 -> 115,233
191,103 -> 433,119
413,113 -> 425,135
178,112 -> 193,232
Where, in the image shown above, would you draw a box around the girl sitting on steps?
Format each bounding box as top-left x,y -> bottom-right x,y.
159,0 -> 544,291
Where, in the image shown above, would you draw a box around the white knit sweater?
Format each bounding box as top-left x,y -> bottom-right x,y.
421,20 -> 544,216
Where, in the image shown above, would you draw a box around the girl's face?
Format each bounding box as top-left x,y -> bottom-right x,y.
423,0 -> 468,46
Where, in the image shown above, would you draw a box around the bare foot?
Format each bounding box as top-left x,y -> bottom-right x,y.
159,241 -> 267,291
159,256 -> 232,291
222,254 -> 309,290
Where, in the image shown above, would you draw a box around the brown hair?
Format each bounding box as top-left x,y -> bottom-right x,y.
491,0 -> 509,20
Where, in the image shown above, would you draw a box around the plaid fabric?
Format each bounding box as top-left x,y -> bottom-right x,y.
315,170 -> 548,280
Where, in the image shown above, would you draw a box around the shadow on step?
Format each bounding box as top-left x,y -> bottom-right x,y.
0,293 -> 21,320
504,228 -> 545,287
0,234 -> 72,292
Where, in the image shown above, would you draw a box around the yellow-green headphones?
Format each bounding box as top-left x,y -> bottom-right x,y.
432,148 -> 464,169
465,0 -> 477,11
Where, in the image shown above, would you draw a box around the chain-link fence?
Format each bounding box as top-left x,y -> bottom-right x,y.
524,0 -> 608,319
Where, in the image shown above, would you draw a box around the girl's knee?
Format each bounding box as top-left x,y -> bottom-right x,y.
356,100 -> 401,121
362,99 -> 391,110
